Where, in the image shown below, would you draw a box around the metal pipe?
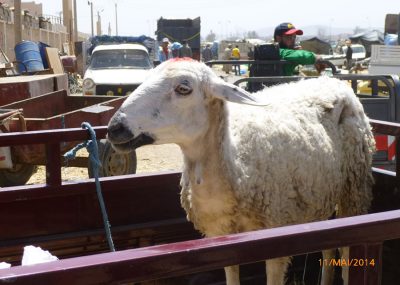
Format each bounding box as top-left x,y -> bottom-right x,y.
115,2 -> 118,36
91,2 -> 94,37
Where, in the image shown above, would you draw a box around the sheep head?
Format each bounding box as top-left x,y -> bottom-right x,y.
107,59 -> 263,153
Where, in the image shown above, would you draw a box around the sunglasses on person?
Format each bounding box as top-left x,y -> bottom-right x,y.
282,35 -> 296,40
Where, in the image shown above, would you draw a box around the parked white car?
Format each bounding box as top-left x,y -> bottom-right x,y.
83,43 -> 153,96
323,44 -> 367,68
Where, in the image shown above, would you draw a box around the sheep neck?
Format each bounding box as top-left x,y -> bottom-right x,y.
181,99 -> 230,178
179,99 -> 238,236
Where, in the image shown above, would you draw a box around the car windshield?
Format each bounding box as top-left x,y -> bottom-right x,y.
89,49 -> 152,69
352,46 -> 365,53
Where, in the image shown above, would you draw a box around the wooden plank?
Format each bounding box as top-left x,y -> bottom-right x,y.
45,47 -> 64,74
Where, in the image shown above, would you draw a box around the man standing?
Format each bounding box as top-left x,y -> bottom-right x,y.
159,38 -> 172,62
202,44 -> 213,62
231,45 -> 241,75
274,22 -> 319,76
345,40 -> 353,71
179,40 -> 193,58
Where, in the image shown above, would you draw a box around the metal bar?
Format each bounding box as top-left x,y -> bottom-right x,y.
396,137 -> 400,185
351,79 -> 358,94
45,143 -> 62,186
0,126 -> 107,147
1,210 -> 400,284
205,59 -> 337,74
370,119 -> 400,136
233,74 -> 394,92
388,75 -> 400,122
371,79 -> 379,97
205,59 -> 291,66
234,75 -> 306,86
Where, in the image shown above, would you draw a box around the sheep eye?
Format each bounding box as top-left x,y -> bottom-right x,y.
175,82 -> 192,96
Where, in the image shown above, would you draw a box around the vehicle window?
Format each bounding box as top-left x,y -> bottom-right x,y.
90,49 -> 152,69
353,46 -> 365,53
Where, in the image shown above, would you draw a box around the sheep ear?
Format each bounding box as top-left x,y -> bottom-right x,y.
209,79 -> 268,106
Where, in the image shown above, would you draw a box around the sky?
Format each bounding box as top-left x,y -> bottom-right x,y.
36,0 -> 397,39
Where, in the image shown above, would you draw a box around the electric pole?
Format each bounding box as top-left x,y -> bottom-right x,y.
14,0 -> 22,44
115,2 -> 118,36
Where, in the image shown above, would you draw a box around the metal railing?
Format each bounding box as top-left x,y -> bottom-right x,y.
205,59 -> 338,75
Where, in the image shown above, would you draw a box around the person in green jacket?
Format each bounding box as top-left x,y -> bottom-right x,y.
274,22 -> 320,75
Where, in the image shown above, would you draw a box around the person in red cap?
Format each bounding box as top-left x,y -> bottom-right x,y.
274,22 -> 320,75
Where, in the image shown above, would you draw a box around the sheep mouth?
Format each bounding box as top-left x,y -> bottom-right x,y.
109,133 -> 155,153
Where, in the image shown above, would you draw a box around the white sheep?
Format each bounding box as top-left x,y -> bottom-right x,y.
107,59 -> 375,285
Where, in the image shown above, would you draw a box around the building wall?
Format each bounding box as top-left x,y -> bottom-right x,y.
0,19 -> 88,61
0,1 -> 88,61
21,1 -> 43,17
2,0 -> 42,16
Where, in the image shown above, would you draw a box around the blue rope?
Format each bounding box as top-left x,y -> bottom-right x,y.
64,122 -> 115,252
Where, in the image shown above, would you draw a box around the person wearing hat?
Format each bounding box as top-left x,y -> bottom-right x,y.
170,42 -> 183,58
159,38 -> 172,62
274,22 -> 320,76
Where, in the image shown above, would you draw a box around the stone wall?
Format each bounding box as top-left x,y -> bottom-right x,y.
0,19 -> 72,61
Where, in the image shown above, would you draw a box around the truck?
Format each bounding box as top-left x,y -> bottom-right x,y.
368,14 -> 400,75
82,35 -> 158,96
156,17 -> 201,61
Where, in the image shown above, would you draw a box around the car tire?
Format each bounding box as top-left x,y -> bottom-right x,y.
0,164 -> 38,186
88,139 -> 137,178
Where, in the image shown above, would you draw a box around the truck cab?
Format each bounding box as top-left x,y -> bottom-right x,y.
83,43 -> 153,96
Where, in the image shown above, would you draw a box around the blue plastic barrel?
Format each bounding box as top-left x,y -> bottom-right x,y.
14,41 -> 44,73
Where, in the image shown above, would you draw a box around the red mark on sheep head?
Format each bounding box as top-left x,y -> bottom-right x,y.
169,57 -> 195,62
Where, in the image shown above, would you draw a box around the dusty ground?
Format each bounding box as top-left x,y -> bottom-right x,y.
27,144 -> 184,184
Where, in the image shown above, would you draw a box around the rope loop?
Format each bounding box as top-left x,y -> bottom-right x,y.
63,122 -> 115,252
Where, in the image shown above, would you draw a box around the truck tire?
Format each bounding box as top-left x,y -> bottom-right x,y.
0,164 -> 38,187
88,139 -> 137,178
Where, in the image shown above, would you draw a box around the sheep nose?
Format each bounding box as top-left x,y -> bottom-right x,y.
107,121 -> 134,142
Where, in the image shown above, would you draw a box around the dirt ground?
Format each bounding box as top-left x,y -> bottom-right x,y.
27,144 -> 184,184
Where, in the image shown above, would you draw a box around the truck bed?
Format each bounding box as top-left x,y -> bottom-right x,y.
1,121 -> 400,284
